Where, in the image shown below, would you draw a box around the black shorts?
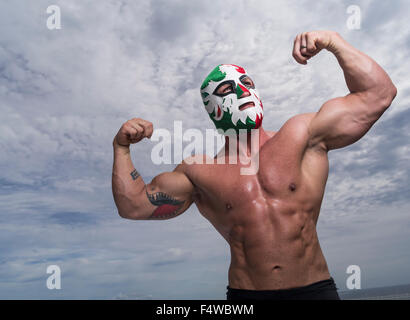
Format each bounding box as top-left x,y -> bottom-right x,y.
226,277 -> 340,300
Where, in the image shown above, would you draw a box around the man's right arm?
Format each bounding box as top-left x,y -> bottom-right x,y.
112,118 -> 194,220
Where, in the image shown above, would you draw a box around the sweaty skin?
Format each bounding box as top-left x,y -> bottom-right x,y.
181,122 -> 330,289
112,31 -> 397,290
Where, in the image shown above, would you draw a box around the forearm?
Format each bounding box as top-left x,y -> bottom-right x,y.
328,33 -> 396,101
112,139 -> 145,217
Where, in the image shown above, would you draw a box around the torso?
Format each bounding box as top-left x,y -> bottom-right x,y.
182,114 -> 331,290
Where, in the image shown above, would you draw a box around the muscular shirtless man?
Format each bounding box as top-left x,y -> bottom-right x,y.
112,31 -> 397,300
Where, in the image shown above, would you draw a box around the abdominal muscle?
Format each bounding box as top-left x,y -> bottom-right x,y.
223,200 -> 331,290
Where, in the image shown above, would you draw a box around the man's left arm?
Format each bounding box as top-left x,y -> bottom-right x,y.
293,31 -> 397,151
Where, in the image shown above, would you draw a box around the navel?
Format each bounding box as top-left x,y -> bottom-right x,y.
289,183 -> 296,192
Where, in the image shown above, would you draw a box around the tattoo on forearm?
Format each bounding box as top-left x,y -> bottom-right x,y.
130,169 -> 140,180
146,190 -> 185,219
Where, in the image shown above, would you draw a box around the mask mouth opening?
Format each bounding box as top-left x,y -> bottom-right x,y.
238,101 -> 255,111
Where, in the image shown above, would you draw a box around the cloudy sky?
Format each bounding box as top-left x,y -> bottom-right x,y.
0,0 -> 409,299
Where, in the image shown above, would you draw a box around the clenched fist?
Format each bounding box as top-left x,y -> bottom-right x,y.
292,30 -> 340,65
114,118 -> 153,147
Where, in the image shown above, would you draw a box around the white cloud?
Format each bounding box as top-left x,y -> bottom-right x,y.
0,0 -> 409,298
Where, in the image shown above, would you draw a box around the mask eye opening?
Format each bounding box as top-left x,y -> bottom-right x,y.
213,80 -> 236,97
239,75 -> 255,89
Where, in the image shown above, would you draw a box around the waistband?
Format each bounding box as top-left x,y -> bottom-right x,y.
227,277 -> 338,295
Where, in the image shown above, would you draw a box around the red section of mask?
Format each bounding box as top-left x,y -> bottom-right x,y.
238,83 -> 250,95
254,114 -> 263,129
222,64 -> 246,74
231,64 -> 246,74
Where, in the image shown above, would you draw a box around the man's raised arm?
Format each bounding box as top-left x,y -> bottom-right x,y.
112,118 -> 194,220
292,30 -> 397,151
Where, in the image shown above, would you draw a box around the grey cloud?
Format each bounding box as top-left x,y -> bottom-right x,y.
48,211 -> 99,227
0,0 -> 409,299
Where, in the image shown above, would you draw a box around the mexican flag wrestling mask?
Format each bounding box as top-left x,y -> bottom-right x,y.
200,64 -> 264,134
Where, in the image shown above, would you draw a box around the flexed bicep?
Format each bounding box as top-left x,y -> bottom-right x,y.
308,93 -> 388,151
127,165 -> 194,220
144,170 -> 193,219
292,31 -> 396,151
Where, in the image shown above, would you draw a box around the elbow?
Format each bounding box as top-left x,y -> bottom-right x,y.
378,83 -> 397,109
390,84 -> 398,102
117,209 -> 141,220
118,209 -> 132,220
113,190 -> 144,220
114,199 -> 142,220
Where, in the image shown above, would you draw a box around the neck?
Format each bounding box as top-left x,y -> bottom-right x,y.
224,126 -> 270,157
